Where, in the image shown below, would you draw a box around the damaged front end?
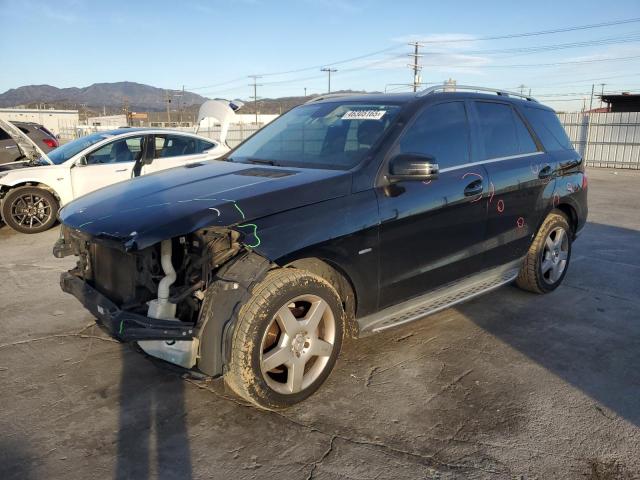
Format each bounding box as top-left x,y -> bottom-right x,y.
56,225 -> 268,374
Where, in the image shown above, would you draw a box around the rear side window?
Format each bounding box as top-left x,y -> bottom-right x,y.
475,102 -> 538,159
399,101 -> 470,169
154,134 -> 198,158
523,107 -> 573,151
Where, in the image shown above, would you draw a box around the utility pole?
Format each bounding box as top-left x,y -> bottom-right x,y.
122,98 -> 129,126
249,75 -> 263,124
518,84 -> 527,96
304,87 -> 307,97
165,90 -> 172,125
599,83 -> 606,109
320,68 -> 337,93
589,84 -> 595,112
178,85 -> 185,124
408,42 -> 423,92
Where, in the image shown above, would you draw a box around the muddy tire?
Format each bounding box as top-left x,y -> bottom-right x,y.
1,186 -> 59,234
225,268 -> 345,409
516,210 -> 572,294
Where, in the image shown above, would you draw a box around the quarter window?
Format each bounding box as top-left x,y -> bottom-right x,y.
475,102 -> 538,159
398,102 -> 470,169
523,107 -> 573,151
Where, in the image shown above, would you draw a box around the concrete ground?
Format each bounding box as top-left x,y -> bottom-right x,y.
1,168 -> 639,480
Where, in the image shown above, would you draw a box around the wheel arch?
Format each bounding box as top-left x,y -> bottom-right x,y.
281,256 -> 358,338
1,181 -> 62,203
555,202 -> 578,236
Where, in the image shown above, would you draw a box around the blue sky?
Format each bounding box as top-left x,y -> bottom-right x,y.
1,0 -> 640,110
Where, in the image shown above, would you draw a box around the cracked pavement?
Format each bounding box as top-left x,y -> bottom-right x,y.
1,168 -> 639,479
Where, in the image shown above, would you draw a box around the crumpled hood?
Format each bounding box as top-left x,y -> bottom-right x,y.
59,160 -> 352,250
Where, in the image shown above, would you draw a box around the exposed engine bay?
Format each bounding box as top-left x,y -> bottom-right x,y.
57,225 -> 255,369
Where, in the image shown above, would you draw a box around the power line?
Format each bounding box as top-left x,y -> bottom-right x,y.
413,17 -> 640,44
424,54 -> 640,69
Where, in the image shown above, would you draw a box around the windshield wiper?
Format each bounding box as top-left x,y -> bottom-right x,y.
246,158 -> 278,166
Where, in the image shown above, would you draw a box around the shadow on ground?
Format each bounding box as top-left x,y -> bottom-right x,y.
456,221 -> 640,426
115,348 -> 193,480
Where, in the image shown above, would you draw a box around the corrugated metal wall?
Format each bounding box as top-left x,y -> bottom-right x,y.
558,112 -> 640,169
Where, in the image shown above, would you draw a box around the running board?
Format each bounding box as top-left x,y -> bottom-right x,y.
357,259 -> 523,336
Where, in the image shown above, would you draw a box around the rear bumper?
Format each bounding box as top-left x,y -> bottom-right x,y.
60,272 -> 195,341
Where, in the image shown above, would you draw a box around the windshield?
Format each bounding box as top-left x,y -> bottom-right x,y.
45,132 -> 114,165
229,102 -> 402,170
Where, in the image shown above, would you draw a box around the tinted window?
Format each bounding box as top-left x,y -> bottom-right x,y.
46,132 -> 110,165
85,136 -> 145,164
398,102 -> 469,169
475,102 -> 538,159
198,139 -> 216,152
523,107 -> 573,151
154,134 -> 198,158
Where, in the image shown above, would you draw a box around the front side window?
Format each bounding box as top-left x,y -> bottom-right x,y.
397,101 -> 470,169
475,102 -> 538,159
154,135 -> 198,158
229,102 -> 402,170
85,136 -> 145,165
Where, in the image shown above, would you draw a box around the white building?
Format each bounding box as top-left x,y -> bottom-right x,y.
0,107 -> 79,137
86,114 -> 128,127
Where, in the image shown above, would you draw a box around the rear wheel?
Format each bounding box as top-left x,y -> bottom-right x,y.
225,269 -> 344,409
1,186 -> 59,234
516,210 -> 572,294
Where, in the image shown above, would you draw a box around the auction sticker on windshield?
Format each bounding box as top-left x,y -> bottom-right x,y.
342,110 -> 386,120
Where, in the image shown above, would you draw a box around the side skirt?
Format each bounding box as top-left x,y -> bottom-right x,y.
357,259 -> 523,336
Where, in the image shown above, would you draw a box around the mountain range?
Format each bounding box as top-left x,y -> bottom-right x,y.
0,81 -> 207,112
0,81 -> 371,115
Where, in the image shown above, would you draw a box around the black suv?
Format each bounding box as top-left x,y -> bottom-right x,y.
55,85 -> 587,409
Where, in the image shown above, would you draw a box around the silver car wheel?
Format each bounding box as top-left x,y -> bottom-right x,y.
260,294 -> 336,395
540,226 -> 569,284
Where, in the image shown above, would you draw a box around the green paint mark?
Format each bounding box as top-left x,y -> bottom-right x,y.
233,202 -> 246,220
119,319 -> 124,335
237,223 -> 261,248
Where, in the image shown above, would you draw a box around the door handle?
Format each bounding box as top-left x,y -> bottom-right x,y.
464,180 -> 483,196
538,165 -> 553,179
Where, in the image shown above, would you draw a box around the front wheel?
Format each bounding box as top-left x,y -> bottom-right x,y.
225,269 -> 345,409
1,186 -> 59,234
516,210 -> 572,294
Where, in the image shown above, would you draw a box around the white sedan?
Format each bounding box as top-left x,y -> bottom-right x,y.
0,128 -> 228,233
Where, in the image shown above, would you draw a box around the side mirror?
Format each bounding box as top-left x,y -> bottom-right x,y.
388,153 -> 439,182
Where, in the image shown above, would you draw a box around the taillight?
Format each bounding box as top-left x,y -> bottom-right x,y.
582,172 -> 588,190
42,138 -> 58,148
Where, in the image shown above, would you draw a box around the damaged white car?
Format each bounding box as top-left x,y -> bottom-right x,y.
0,100 -> 238,233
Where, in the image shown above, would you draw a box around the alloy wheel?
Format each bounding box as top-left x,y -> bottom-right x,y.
10,193 -> 53,230
260,294 -> 336,395
540,226 -> 569,284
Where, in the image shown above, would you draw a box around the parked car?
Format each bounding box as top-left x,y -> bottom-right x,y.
0,121 -> 58,164
0,127 -> 228,233
55,85 -> 587,409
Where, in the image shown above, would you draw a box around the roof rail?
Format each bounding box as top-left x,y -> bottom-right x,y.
418,84 -> 537,102
304,93 -> 366,104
